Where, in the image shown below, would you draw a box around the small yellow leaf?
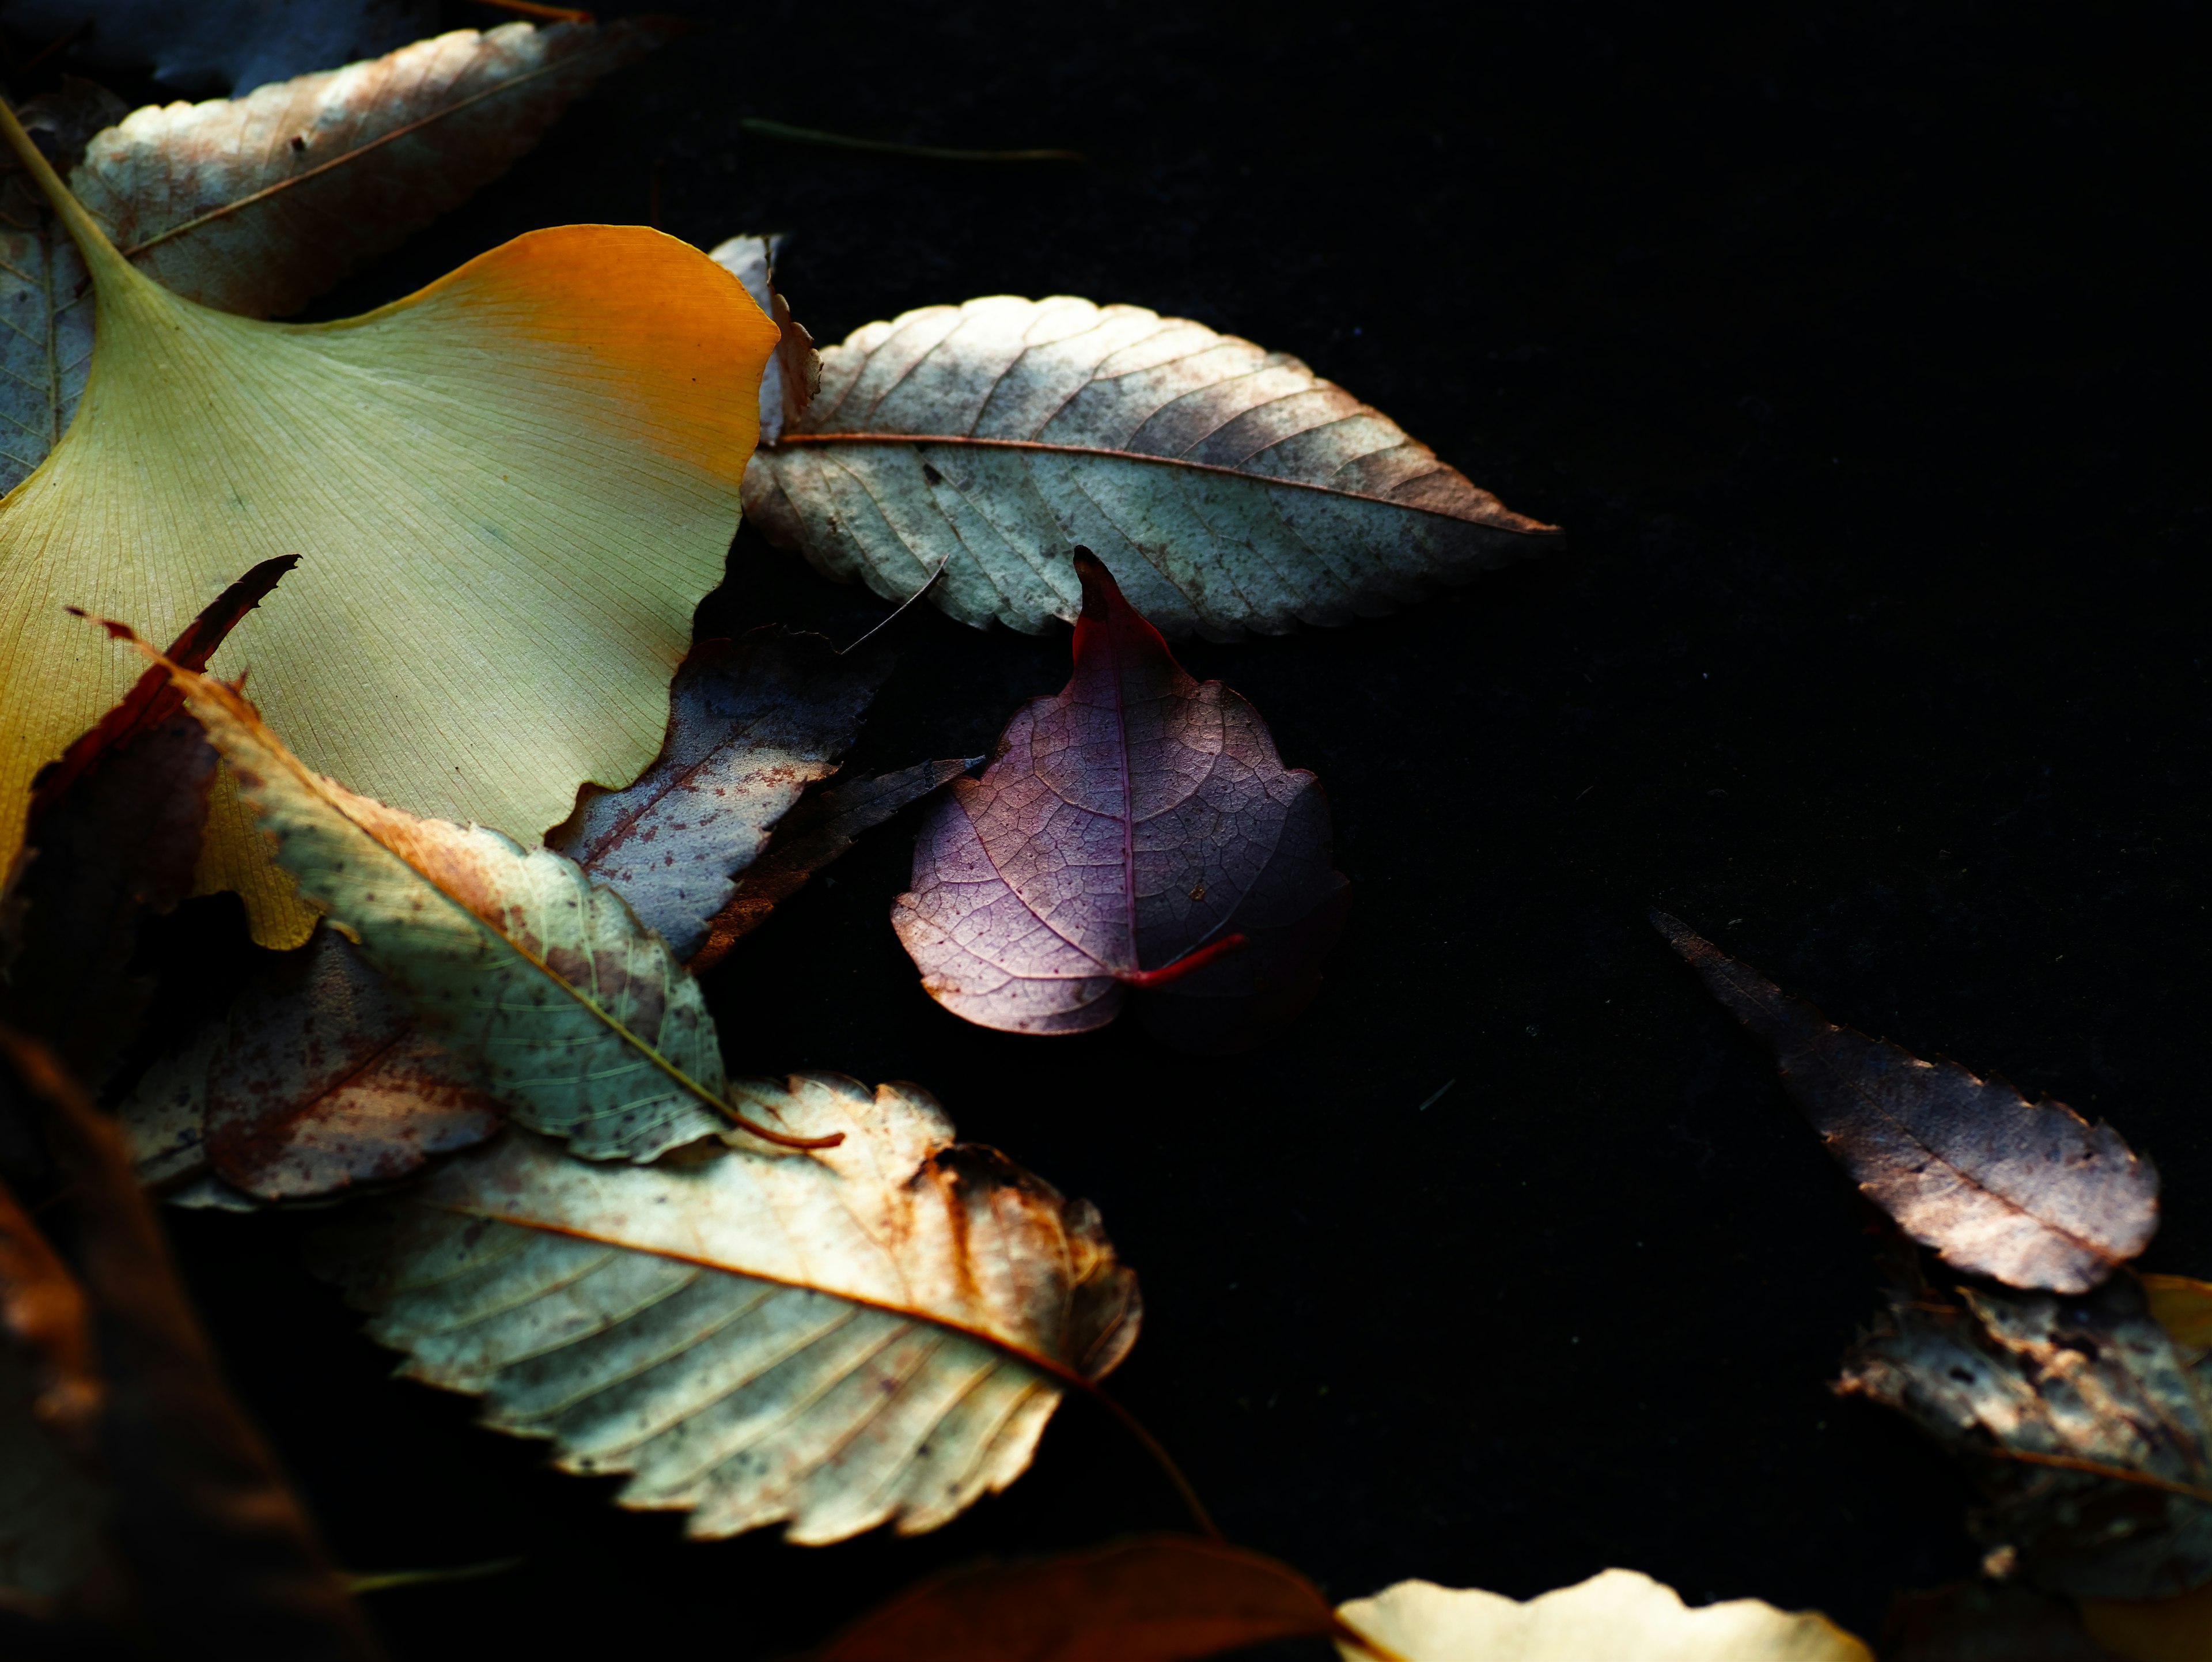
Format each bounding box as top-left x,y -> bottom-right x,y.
0,100 -> 779,944
2142,1274 -> 2212,1349
1334,1570 -> 1870,1662
2081,1578 -> 2212,1662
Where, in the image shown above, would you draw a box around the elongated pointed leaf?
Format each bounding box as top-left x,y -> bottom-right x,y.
895,552 -> 1349,1049
547,629 -> 887,960
1335,1570 -> 1870,1661
1839,1275 -> 2212,1600
1654,914 -> 2158,1294
743,294 -> 1559,639
156,656 -> 773,1163
0,104 -> 781,945
318,1076 -> 1140,1544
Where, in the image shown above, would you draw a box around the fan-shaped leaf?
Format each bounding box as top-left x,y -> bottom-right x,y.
146,652 -> 824,1163
1654,913 -> 2158,1294
742,294 -> 1559,640
1335,1569 -> 1870,1662
317,1075 -> 1140,1544
0,99 -> 781,947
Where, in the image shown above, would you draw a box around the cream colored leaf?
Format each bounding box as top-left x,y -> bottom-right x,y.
318,1076 -> 1141,1544
1334,1570 -> 1872,1662
75,21 -> 662,321
160,658 -> 782,1164
741,294 -> 1560,640
0,103 -> 781,940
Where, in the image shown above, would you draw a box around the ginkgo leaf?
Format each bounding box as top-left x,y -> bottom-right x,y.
0,99 -> 781,947
316,1074 -> 1141,1544
1839,1274 -> 2212,1600
147,650 -> 830,1163
1334,1569 -> 1872,1662
1655,914 -> 2158,1294
741,294 -> 1560,640
0,0 -> 435,96
0,21 -> 659,498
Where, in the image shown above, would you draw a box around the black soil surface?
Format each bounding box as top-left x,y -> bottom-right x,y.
26,2 -> 2210,1656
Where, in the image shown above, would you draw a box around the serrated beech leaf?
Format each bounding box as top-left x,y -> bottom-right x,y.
1335,1570 -> 1870,1661
1654,913 -> 2157,1294
135,645 -> 835,1162
895,551 -> 1348,1050
0,98 -> 781,948
742,294 -> 1559,639
811,1536 -> 1359,1661
317,1076 -> 1140,1544
1838,1274 -> 2212,1600
547,629 -> 887,961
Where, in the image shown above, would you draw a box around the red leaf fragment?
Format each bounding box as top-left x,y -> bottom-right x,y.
810,1535 -> 1362,1662
893,551 -> 1349,1053
1654,912 -> 2158,1294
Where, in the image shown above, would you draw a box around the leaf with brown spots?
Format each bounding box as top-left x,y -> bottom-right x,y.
315,1074 -> 1139,1544
1653,913 -> 2158,1294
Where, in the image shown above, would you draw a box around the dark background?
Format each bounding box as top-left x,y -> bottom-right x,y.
25,1 -> 2212,1655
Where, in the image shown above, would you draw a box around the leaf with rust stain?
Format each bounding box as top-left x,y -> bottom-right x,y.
1654,913 -> 2158,1295
118,926 -> 502,1206
1839,1273 -> 2212,1601
0,557 -> 293,1084
809,1536 -> 1358,1661
693,756 -> 971,970
0,1027 -> 374,1650
315,1074 -> 1139,1544
741,294 -> 1560,639
134,644 -> 832,1164
547,628 -> 887,961
895,550 -> 1349,1051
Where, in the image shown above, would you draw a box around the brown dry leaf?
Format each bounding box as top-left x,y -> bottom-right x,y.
2080,1578 -> 2212,1661
316,1075 -> 1140,1543
809,1536 -> 1359,1661
2143,1275 -> 2212,1349
743,295 -> 1560,639
1654,913 -> 2158,1294
0,21 -> 661,495
710,232 -> 820,445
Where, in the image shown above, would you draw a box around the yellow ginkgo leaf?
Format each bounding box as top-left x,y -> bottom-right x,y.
0,99 -> 779,946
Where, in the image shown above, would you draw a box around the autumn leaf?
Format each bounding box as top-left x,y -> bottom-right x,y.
118,925 -> 501,1206
0,1027 -> 374,1652
1653,914 -> 2158,1294
0,92 -> 781,951
809,1536 -> 1359,1661
1838,1273 -> 2212,1600
1,0 -> 433,96
315,1074 -> 1140,1543
1881,1580 -> 2122,1661
1,558 -> 292,1083
894,550 -> 1349,1051
546,628 -> 888,962
0,20 -> 665,495
1336,1569 -> 1871,1661
2080,1577 -> 2212,1662
694,756 -> 971,969
135,645 -> 832,1162
741,294 -> 1560,639
710,232 -> 821,445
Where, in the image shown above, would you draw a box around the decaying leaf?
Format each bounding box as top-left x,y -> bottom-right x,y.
1335,1569 -> 1872,1662
120,926 -> 501,1204
895,551 -> 1349,1051
1,0 -> 435,96
710,232 -> 820,445
0,96 -> 781,948
1880,1580 -> 2122,1662
0,22 -> 661,497
547,629 -> 887,961
742,294 -> 1560,639
2080,1577 -> 2212,1662
810,1536 -> 1358,1661
1,558 -> 291,1082
1654,914 -> 2158,1294
693,756 -> 971,970
2143,1275 -> 2212,1351
317,1074 -> 1140,1544
142,647 -> 831,1162
0,1027 -> 376,1652
1838,1274 -> 2212,1600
